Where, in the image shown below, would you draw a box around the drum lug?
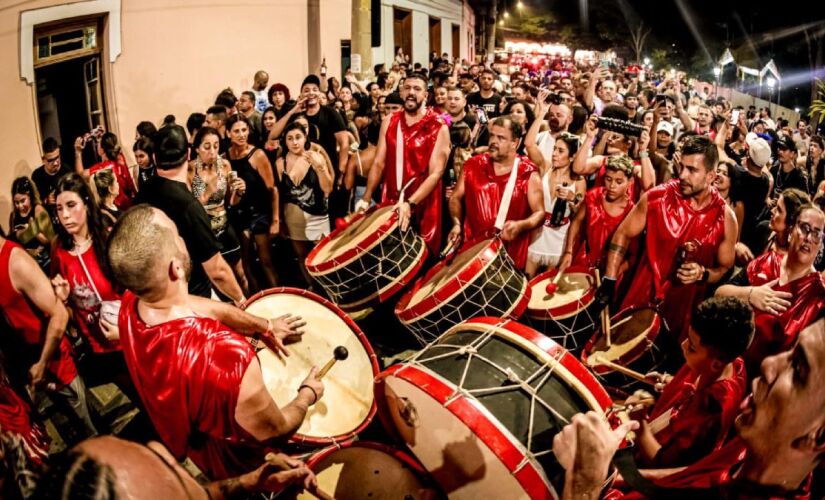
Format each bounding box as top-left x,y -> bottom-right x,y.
398,397 -> 419,428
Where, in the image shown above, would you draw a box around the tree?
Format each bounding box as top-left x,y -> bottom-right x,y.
804,27 -> 825,129
627,20 -> 652,64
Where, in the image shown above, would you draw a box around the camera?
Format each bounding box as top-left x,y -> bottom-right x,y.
596,116 -> 645,138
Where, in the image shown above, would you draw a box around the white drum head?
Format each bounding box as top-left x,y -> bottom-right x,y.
528,272 -> 593,311
406,239 -> 493,308
311,206 -> 395,264
245,293 -> 375,439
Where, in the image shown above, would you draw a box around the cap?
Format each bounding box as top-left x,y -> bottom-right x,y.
774,134 -> 797,152
656,121 -> 674,136
301,74 -> 321,91
746,133 -> 772,168
154,125 -> 189,169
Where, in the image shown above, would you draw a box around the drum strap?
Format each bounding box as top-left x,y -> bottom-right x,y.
612,447 -> 662,498
395,119 -> 404,193
494,157 -> 521,231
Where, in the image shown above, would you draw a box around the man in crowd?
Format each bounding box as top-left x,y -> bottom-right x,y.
467,68 -> 502,118
600,135 -> 737,340
31,137 -> 71,223
108,204 -> 321,479
135,125 -> 244,303
251,70 -> 269,113
205,105 -> 230,154
528,97 -> 572,167
677,103 -> 715,138
357,72 -> 450,255
769,135 -> 807,200
555,316 -> 825,499
735,134 -> 773,262
447,116 -> 545,270
446,86 -> 477,132
237,90 -> 263,146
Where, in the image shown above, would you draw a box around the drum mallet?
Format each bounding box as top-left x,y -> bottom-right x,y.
544,269 -> 565,295
588,353 -> 654,387
317,346 -> 349,379
594,269 -> 612,347
264,452 -> 334,500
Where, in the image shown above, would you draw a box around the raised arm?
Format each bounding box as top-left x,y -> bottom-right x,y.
525,91 -> 551,170
572,116 -> 605,177
604,193 -> 649,279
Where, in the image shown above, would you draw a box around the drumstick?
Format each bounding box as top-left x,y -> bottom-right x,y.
317,346 -> 349,379
264,453 -> 334,500
439,238 -> 457,259
609,314 -> 633,331
588,353 -> 654,386
594,269 -> 612,347
545,270 -> 565,295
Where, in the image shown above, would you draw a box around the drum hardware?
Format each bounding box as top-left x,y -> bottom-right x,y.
586,352 -> 654,387
317,346 -> 349,379
397,397 -> 419,428
594,269 -> 612,347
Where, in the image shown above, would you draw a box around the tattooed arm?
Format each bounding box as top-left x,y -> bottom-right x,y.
604,193 -> 649,279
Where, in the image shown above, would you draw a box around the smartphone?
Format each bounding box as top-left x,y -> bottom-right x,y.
474,106 -> 488,125
730,109 -> 740,125
600,59 -> 610,70
656,94 -> 668,107
638,70 -> 646,83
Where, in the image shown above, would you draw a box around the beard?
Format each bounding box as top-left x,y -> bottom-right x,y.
404,96 -> 424,114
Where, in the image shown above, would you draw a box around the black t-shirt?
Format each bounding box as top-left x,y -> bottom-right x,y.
31,164 -> 71,209
135,176 -> 221,298
737,166 -> 771,251
769,162 -> 809,199
466,91 -> 503,119
306,105 -> 347,170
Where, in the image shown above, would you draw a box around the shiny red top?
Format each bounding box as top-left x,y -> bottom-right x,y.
119,291 -> 267,479
573,186 -> 634,269
382,109 -> 446,254
461,153 -> 538,269
745,253 -> 825,375
0,240 -> 76,387
621,180 -> 728,340
0,373 -> 49,467
643,358 -> 747,468
89,153 -> 137,210
52,245 -> 121,354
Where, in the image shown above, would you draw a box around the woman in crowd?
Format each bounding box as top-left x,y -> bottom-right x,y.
502,99 -> 535,156
190,126 -> 249,296
133,136 -> 156,191
8,177 -> 54,273
268,82 -> 294,119
92,169 -> 121,228
50,174 -> 134,406
750,188 -> 810,262
261,106 -> 281,167
431,85 -> 448,115
226,114 -> 279,290
73,132 -> 137,209
275,122 -> 333,287
525,132 -> 586,277
715,161 -> 745,240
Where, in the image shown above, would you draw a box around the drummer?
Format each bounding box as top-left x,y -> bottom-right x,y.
107,204 -> 324,480
559,155 -> 636,274
715,204 -> 825,376
447,116 -> 545,270
628,297 -> 752,469
355,72 -> 451,256
599,135 -> 738,341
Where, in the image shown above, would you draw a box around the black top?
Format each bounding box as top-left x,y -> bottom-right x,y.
280,164 -> 327,216
135,176 -> 221,298
31,164 -> 71,208
737,166 -> 771,251
229,148 -> 270,219
306,105 -> 347,170
466,91 -> 503,118
137,165 -> 156,192
769,162 -> 809,199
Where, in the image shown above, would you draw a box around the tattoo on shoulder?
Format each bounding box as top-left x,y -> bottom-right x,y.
608,243 -> 627,257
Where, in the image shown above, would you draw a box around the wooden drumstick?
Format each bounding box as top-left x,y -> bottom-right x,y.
588,353 -> 654,386
544,269 -> 565,295
317,346 -> 349,379
594,269 -> 612,347
264,453 -> 334,500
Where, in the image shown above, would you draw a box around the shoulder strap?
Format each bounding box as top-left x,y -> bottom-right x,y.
395,118 -> 404,192
494,157 -> 521,231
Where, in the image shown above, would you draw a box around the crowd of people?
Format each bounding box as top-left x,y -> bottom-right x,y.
0,49 -> 823,499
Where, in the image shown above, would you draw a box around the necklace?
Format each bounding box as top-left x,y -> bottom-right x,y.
72,236 -> 92,253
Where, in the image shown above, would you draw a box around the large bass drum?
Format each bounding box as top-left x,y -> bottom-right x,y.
374,317 -> 613,499
395,238 -> 530,344
305,205 -> 428,311
242,288 -> 379,446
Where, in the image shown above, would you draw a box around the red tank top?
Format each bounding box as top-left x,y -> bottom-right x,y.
574,186 -> 634,269
382,109 -> 446,254
0,240 -> 77,386
53,245 -> 121,354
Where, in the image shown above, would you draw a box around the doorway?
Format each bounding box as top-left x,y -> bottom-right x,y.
452,24 -> 460,61
393,8 -> 412,63
429,17 -> 441,59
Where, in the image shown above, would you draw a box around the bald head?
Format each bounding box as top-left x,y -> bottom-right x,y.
107,205 -> 187,297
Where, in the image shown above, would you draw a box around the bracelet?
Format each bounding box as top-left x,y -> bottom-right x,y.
563,250 -> 573,255
639,151 -> 650,159
747,287 -> 754,307
298,384 -> 318,404
264,318 -> 273,335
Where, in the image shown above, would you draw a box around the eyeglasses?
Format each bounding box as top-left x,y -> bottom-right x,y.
796,222 -> 824,242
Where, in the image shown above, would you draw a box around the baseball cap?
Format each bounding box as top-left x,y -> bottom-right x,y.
154,125 -> 189,169
301,74 -> 321,91
774,134 -> 797,152
656,121 -> 674,136
745,132 -> 771,168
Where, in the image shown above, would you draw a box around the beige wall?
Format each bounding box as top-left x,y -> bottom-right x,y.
1,0 -> 352,232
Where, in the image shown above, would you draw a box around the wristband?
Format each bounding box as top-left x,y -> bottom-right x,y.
747,287 -> 755,307
298,384 -> 318,404
639,151 -> 650,159
407,200 -> 417,210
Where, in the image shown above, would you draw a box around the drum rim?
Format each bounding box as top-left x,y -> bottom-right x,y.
395,238 -> 530,322
306,204 -> 401,273
375,318 -> 613,498
303,440 -> 431,480
526,266 -> 597,319
242,287 -> 380,445
580,305 -> 662,375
